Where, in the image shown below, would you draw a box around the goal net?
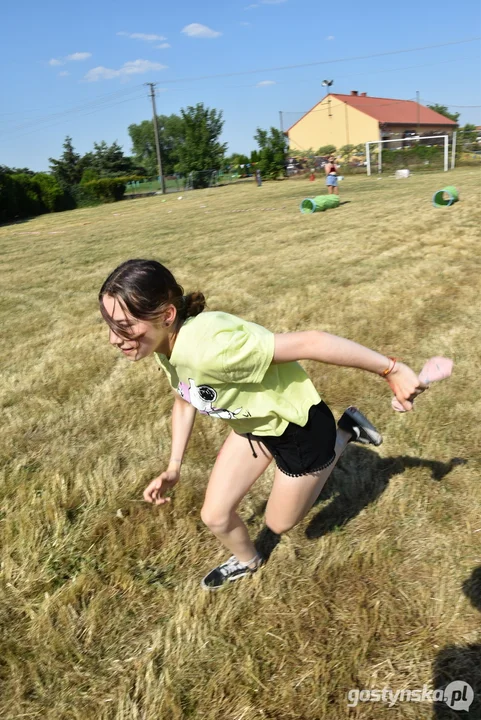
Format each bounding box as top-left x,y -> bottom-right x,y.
365,134 -> 455,175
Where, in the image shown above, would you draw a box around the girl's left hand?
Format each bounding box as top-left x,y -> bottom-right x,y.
384,361 -> 427,411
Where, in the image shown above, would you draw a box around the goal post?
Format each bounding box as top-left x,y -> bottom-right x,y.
365,135 -> 452,175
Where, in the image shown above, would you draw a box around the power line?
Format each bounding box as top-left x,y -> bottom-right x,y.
3,94 -> 146,141
2,38 -> 478,132
251,55 -> 478,92
154,37 -> 480,84
1,85 -> 144,134
1,37 -> 478,144
423,101 -> 481,108
0,85 -> 143,118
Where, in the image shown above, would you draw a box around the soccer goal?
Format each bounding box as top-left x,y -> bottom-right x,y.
365,133 -> 457,175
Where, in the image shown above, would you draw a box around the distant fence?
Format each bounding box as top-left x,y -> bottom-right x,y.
125,170 -> 255,196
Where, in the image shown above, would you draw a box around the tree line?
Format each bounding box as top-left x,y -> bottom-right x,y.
2,100 -> 475,224
1,102 -> 288,222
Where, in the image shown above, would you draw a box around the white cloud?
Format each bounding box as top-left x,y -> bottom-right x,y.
327,35 -> 335,40
85,59 -> 167,82
48,52 -> 91,66
156,42 -> 171,49
244,4 -> 258,7
67,52 -> 92,61
181,23 -> 222,38
257,80 -> 276,87
240,21 -> 251,26
59,71 -> 70,77
117,31 -> 167,42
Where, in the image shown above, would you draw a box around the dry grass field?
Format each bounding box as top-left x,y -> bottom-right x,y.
1,169 -> 480,720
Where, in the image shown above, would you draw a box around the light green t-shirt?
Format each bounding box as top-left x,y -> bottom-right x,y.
154,311 -> 321,437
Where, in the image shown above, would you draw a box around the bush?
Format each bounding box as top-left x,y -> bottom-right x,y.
0,174 -> 17,223
0,172 -> 75,223
11,174 -> 45,217
0,173 -> 44,223
80,168 -> 100,185
0,173 -> 134,223
71,177 -> 129,207
317,145 -> 337,156
33,173 -> 74,212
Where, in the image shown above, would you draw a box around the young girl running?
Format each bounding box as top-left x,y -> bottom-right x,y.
99,259 -> 424,590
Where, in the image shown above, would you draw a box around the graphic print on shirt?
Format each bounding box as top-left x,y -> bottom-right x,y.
177,378 -> 244,419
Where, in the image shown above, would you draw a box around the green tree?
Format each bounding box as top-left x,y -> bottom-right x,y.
49,136 -> 83,189
33,173 -> 73,212
80,167 -> 100,184
224,153 -> 251,174
128,114 -> 185,177
225,153 -> 250,167
86,141 -> 136,177
317,144 -> 337,156
254,127 -> 288,180
176,104 -> 226,187
427,104 -> 460,124
460,123 -> 477,146
0,165 -> 35,176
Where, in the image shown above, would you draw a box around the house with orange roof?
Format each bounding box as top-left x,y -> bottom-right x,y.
287,91 -> 457,152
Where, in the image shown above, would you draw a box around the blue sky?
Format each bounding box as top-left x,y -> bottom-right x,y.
1,0 -> 480,171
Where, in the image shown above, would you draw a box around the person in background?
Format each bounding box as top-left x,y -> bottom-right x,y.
325,155 -> 339,195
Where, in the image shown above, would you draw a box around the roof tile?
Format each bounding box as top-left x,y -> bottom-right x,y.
332,94 -> 457,125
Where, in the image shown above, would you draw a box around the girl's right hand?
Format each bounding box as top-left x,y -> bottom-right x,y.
143,469 -> 180,505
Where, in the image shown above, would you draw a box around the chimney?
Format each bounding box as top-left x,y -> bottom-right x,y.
360,92 -> 367,97
350,90 -> 358,96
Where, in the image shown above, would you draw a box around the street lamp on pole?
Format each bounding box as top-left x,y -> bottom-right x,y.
322,79 -> 334,117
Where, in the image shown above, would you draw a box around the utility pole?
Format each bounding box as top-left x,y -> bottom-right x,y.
416,90 -> 420,138
279,111 -> 283,132
145,82 -> 166,195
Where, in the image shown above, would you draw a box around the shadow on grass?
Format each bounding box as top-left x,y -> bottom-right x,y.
431,566 -> 481,719
0,216 -> 32,228
305,444 -> 465,540
251,445 -> 465,563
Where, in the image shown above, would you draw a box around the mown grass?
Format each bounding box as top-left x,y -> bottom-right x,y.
1,169 -> 480,719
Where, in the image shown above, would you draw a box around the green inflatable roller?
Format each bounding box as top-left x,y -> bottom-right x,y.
300,195 -> 340,213
432,186 -> 459,208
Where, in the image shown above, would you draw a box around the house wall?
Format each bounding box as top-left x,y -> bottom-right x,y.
287,96 -> 379,152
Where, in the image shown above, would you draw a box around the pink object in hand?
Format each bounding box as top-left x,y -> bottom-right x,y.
391,357 -> 453,412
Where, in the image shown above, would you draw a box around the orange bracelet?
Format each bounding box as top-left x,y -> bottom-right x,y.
381,357 -> 397,377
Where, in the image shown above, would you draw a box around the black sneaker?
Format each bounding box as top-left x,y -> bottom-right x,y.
201,555 -> 261,591
337,406 -> 383,447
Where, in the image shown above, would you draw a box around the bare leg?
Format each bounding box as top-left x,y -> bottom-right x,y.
264,428 -> 351,534
201,430 -> 273,566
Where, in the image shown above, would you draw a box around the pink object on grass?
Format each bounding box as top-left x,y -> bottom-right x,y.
392,357 -> 453,412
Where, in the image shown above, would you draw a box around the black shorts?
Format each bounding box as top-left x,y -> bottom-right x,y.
239,401 -> 337,477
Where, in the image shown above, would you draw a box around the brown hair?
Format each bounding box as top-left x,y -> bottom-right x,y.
99,259 -> 206,341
